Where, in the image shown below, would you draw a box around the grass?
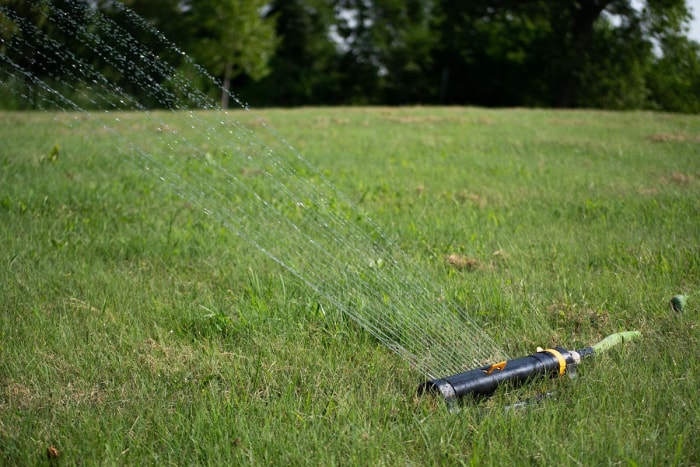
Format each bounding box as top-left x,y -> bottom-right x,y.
1,107 -> 699,465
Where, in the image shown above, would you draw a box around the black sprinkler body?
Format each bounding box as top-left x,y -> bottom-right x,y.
418,346 -> 592,403
418,331 -> 641,407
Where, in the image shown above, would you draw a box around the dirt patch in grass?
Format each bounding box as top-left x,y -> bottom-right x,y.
638,171 -> 697,193
137,337 -> 192,377
445,250 -> 506,272
455,190 -> 488,207
0,381 -> 35,410
311,116 -> 351,128
446,254 -> 480,270
636,186 -> 660,196
548,302 -> 611,342
546,118 -> 592,126
0,378 -> 110,412
659,171 -> 697,186
438,190 -> 490,207
60,382 -> 108,407
647,133 -> 700,143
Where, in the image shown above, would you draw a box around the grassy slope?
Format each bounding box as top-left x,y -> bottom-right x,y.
1,107 -> 698,465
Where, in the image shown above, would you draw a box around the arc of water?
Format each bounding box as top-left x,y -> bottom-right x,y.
0,1 -> 508,379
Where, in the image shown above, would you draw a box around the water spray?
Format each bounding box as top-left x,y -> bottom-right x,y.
418,331 -> 641,407
0,0 -> 508,379
0,3 -> 646,396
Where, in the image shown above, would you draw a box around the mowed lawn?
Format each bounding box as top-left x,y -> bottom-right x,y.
1,107 -> 699,465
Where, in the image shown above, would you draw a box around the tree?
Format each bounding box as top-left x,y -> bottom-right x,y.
552,0 -> 690,108
647,34 -> 700,112
245,0 -> 342,106
431,0 -> 564,105
356,0 -> 439,104
430,0 -> 694,109
4,0 -> 699,111
325,0 -> 439,104
183,0 -> 278,108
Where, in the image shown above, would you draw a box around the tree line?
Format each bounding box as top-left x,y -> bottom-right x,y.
2,0 -> 699,112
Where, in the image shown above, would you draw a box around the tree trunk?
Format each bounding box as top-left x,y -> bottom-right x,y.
557,0 -> 612,107
221,61 -> 232,109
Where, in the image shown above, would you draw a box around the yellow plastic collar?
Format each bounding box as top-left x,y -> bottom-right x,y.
544,348 -> 566,376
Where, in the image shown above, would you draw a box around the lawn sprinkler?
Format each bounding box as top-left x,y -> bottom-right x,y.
418,331 -> 641,407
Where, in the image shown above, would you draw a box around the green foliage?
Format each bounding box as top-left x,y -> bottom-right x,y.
575,17 -> 652,110
245,0 -> 342,106
184,0 -> 277,82
0,0 -> 277,109
2,0 -> 700,111
646,34 -> 700,112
